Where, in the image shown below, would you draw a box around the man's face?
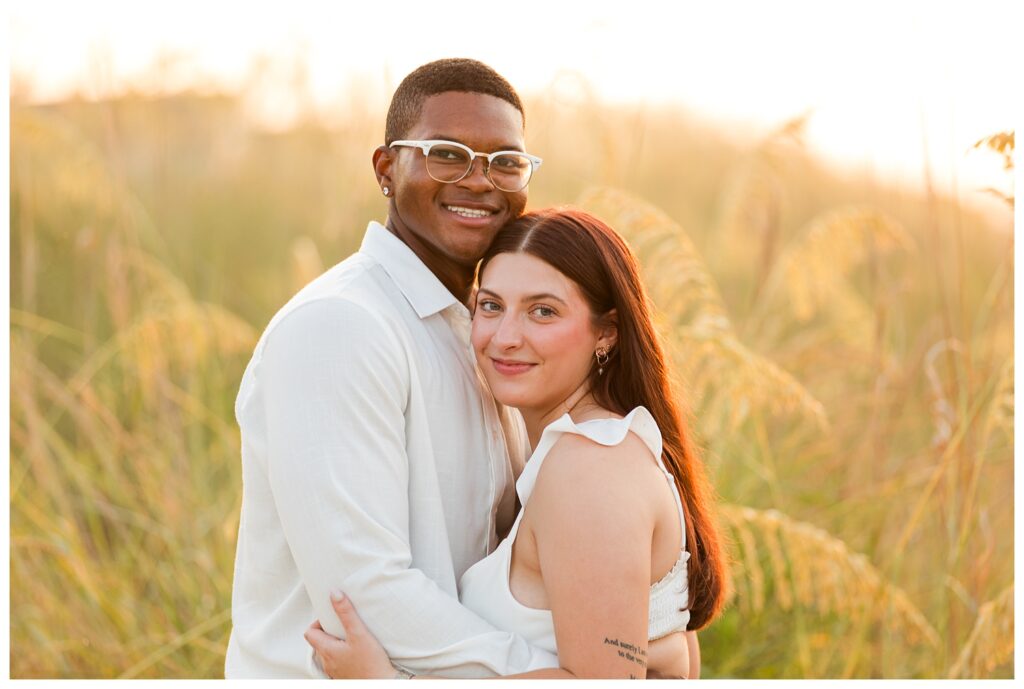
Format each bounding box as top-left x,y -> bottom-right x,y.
382,92 -> 528,267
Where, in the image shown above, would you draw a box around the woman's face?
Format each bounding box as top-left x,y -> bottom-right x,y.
471,252 -> 614,413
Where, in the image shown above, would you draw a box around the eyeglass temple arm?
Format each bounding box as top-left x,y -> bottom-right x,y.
388,140 -> 429,150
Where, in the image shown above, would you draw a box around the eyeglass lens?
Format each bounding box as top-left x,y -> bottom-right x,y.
424,144 -> 533,191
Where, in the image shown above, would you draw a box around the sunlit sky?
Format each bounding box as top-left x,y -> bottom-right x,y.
7,0 -> 1020,221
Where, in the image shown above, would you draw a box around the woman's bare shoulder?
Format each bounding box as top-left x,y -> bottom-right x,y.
529,425 -> 664,520
544,422 -> 660,473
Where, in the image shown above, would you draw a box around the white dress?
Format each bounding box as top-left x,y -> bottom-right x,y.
459,406 -> 691,658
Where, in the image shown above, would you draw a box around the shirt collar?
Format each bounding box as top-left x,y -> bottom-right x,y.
359,221 -> 461,319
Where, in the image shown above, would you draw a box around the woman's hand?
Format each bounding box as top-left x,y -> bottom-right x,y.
304,592 -> 397,679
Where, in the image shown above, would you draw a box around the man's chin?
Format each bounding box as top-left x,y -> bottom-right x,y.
446,230 -> 504,263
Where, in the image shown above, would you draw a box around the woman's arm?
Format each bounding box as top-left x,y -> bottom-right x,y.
305,593 -> 575,679
518,433 -> 658,679
306,598 -> 687,680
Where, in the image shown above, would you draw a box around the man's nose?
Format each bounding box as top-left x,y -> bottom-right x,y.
458,156 -> 494,192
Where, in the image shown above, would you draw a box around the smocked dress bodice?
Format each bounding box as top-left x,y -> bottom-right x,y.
458,407 -> 690,658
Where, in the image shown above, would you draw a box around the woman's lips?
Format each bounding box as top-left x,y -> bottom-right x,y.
491,358 -> 536,376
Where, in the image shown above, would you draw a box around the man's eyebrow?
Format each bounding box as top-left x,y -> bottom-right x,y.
477,288 -> 567,305
427,135 -> 524,152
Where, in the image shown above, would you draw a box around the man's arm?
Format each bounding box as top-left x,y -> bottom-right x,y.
259,298 -> 555,677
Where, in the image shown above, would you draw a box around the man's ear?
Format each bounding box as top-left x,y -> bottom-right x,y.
372,145 -> 394,193
598,309 -> 618,350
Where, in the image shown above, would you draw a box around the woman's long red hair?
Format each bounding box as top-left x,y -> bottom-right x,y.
479,208 -> 727,629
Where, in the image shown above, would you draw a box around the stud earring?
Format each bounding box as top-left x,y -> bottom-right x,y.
595,347 -> 610,375
382,186 -> 390,197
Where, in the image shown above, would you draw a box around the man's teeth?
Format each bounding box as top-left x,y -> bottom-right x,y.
445,205 -> 493,218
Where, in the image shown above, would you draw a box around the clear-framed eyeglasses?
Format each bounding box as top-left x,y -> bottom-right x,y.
389,139 -> 542,193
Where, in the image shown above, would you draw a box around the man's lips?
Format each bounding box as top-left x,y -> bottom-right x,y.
491,358 -> 536,376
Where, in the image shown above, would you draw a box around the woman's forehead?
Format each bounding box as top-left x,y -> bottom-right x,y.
480,252 -> 579,300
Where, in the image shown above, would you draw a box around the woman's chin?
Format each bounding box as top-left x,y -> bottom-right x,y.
488,385 -> 536,412
492,392 -> 531,410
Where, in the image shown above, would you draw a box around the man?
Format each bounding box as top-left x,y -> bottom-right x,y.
225,58 -> 557,678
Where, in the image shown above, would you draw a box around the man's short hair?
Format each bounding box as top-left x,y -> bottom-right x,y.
385,58 -> 524,145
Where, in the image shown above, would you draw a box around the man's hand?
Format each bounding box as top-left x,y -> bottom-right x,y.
304,592 -> 396,679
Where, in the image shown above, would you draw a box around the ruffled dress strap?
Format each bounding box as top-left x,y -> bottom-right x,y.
515,406 -> 665,507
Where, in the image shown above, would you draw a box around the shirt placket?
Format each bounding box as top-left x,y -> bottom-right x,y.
444,305 -> 510,555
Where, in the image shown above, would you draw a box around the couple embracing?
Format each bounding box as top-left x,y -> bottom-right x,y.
226,58 -> 726,680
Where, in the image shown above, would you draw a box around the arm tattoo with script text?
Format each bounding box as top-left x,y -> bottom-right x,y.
603,637 -> 647,678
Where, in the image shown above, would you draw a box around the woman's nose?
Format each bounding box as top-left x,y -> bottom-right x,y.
492,314 -> 523,347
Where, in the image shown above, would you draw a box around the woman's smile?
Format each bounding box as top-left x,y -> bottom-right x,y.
490,358 -> 537,376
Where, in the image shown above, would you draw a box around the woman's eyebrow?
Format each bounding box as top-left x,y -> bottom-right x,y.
477,287 -> 567,305
522,292 -> 567,305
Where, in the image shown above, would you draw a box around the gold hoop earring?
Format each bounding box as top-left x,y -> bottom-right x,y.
595,347 -> 610,376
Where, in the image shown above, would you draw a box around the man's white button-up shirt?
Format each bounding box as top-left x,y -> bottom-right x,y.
225,222 -> 555,678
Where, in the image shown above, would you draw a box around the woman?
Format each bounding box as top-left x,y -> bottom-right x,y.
305,209 -> 727,679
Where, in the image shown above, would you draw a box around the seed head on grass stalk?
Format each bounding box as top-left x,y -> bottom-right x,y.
947,584 -> 1013,678
748,207 -> 912,357
578,187 -> 829,434
719,504 -> 940,650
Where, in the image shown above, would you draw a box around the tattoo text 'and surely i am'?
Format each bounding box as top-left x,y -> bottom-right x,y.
603,637 -> 647,678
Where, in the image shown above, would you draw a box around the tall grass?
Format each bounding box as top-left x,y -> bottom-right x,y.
9,90 -> 1013,678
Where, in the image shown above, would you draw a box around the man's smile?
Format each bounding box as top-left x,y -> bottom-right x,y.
442,199 -> 499,219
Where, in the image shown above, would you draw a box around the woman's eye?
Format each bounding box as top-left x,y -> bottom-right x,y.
478,300 -> 501,313
531,306 -> 556,318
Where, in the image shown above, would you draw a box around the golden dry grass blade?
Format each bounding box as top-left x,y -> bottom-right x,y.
735,520 -> 766,613
12,110 -> 122,234
981,359 -> 1014,447
578,186 -> 733,332
715,113 -> 808,237
118,609 -> 232,679
11,108 -> 164,254
69,300 -> 256,398
114,244 -> 194,310
955,358 -> 1014,559
579,186 -> 829,432
947,584 -> 1014,678
760,206 -> 913,322
10,309 -> 85,346
720,504 -> 940,649
679,326 -> 830,432
717,155 -> 782,237
890,375 -> 992,559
